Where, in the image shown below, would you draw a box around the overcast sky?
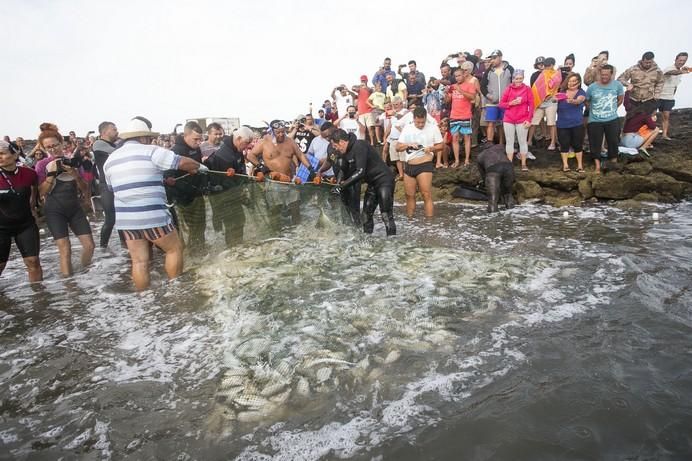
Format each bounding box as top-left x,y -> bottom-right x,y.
2,0 -> 691,139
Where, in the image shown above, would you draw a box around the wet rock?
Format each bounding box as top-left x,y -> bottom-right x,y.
544,194 -> 583,207
514,180 -> 544,202
624,161 -> 654,176
632,192 -> 660,202
650,155 -> 692,183
578,178 -> 594,199
592,172 -> 685,200
614,199 -> 647,210
525,170 -> 579,192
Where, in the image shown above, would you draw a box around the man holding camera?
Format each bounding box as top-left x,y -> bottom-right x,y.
372,57 -> 397,90
331,85 -> 356,119
398,60 -> 426,87
289,114 -> 320,154
335,105 -> 366,140
405,73 -> 426,109
584,51 -> 609,85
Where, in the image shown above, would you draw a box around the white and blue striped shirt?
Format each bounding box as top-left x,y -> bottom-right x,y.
104,140 -> 181,230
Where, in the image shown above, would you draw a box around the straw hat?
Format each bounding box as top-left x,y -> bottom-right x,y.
119,116 -> 159,140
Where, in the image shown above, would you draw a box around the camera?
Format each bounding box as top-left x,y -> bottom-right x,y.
58,153 -> 83,170
0,189 -> 20,201
348,112 -> 356,119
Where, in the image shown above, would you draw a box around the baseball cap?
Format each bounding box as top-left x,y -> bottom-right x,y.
485,49 -> 502,59
534,56 -> 545,69
360,75 -> 368,82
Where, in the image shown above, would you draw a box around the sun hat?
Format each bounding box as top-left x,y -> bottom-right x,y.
119,116 -> 159,140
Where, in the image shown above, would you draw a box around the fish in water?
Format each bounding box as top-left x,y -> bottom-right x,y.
316,207 -> 335,229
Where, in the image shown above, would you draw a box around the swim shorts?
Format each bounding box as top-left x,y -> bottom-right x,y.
404,161 -> 435,177
450,119 -> 472,136
0,223 -> 40,262
484,106 -> 505,123
118,222 -> 176,242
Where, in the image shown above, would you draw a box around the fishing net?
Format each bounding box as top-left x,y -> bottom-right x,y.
168,173 -> 350,256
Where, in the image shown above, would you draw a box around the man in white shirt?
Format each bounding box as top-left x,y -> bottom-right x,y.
307,122 -> 336,177
331,85 -> 356,119
335,105 -> 366,140
659,52 -> 689,140
383,96 -> 409,181
395,107 -> 443,218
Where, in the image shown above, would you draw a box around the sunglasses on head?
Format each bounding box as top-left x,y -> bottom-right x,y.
270,121 -> 286,129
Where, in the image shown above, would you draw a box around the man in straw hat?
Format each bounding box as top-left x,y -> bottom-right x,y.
103,116 -> 208,290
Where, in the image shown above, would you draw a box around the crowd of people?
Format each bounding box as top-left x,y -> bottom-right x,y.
1,48 -> 689,289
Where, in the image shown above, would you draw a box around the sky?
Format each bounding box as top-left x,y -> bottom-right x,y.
2,0 -> 691,139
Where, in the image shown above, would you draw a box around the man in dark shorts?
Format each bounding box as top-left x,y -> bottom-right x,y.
477,143 -> 515,213
92,121 -> 119,248
0,140 -> 42,282
659,52 -> 689,139
329,129 -> 396,236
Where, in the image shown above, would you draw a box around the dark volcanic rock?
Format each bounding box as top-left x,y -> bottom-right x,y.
424,109 -> 692,206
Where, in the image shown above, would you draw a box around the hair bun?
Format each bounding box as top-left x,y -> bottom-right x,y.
40,122 -> 59,132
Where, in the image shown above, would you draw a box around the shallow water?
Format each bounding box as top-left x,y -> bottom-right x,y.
1,199 -> 691,460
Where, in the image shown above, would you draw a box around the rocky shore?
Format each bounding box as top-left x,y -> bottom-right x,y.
394,108 -> 692,207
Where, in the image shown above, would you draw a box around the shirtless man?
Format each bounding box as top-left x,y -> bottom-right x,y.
248,120 -> 315,227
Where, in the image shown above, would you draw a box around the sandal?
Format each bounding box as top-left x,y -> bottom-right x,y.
521,167 -> 529,172
563,167 -> 571,172
577,168 -> 585,173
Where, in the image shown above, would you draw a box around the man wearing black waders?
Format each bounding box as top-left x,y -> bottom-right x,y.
328,129 -> 396,236
477,143 -> 515,213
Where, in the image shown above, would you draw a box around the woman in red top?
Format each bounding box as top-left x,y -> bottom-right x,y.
0,141 -> 43,282
621,93 -> 659,156
445,64 -> 478,167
